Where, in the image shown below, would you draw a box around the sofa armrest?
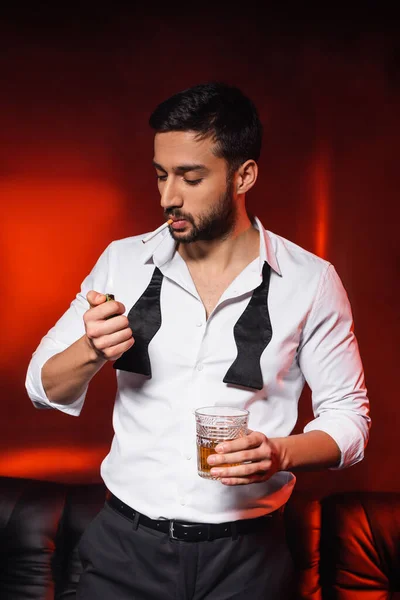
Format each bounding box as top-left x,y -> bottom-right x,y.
320,492 -> 400,599
285,492 -> 322,599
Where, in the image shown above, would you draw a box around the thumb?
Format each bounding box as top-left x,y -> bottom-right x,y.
86,290 -> 107,308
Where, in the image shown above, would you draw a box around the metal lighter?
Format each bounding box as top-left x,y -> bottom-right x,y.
105,293 -> 116,319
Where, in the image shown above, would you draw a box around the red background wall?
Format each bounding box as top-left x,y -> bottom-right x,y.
0,7 -> 398,495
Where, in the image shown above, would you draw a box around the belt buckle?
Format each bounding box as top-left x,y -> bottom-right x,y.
169,520 -> 179,540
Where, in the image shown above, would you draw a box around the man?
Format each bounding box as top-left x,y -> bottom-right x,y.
26,82 -> 370,599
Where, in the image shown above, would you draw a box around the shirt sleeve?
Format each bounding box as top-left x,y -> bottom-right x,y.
25,243 -> 113,416
298,263 -> 370,469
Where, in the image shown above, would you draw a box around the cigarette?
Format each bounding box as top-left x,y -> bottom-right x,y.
142,219 -> 173,244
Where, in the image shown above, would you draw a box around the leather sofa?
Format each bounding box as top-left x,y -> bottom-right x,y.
0,475 -> 399,599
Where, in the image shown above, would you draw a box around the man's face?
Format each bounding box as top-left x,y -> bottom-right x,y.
153,131 -> 236,243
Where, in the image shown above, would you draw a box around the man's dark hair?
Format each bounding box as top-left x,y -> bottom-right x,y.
149,82 -> 262,174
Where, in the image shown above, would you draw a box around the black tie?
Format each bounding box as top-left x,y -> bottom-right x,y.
114,263 -> 273,390
113,267 -> 164,377
223,262 -> 272,390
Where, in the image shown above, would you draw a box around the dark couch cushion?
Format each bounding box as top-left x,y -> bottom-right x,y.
0,476 -> 65,600
320,492 -> 400,599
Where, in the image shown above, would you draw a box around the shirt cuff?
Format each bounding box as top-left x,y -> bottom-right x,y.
303,414 -> 368,470
26,351 -> 86,417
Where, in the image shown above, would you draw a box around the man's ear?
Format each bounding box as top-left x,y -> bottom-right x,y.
235,160 -> 258,195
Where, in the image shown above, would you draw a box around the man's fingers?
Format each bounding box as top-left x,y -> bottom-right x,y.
86,315 -> 131,338
86,290 -> 125,315
205,430 -> 280,487
219,475 -> 266,486
99,337 -> 135,361
208,446 -> 267,466
86,290 -> 107,308
84,291 -> 132,361
84,298 -> 126,321
214,431 -> 264,454
93,329 -> 134,351
210,458 -> 272,478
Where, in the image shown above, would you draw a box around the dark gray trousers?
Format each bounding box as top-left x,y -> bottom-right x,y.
77,502 -> 294,600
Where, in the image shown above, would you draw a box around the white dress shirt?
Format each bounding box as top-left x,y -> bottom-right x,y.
26,217 -> 370,523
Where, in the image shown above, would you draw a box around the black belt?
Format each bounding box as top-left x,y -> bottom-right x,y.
107,493 -> 281,542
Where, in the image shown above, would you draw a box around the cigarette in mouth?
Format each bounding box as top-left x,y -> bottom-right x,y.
142,219 -> 173,244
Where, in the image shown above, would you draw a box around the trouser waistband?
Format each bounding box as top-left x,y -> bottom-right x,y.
106,492 -> 282,542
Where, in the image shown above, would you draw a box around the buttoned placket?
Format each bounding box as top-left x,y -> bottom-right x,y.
157,259 -> 209,506
156,251 -> 265,510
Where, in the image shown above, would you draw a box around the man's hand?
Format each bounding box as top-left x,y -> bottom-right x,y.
84,290 -> 134,361
207,431 -> 281,486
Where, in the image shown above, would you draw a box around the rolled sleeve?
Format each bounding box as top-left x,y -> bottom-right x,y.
25,243 -> 113,415
298,264 -> 370,469
26,341 -> 87,417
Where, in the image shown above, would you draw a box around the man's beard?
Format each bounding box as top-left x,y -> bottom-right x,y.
165,181 -> 237,244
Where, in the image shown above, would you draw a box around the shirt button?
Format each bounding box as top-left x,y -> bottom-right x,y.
185,454 -> 192,460
196,321 -> 203,327
196,363 -> 204,372
180,497 -> 186,506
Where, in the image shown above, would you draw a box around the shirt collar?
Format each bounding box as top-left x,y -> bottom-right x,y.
139,215 -> 282,276
253,216 -> 282,276
139,227 -> 176,267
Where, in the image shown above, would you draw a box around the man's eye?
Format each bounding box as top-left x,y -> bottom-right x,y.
157,175 -> 167,182
185,179 -> 203,186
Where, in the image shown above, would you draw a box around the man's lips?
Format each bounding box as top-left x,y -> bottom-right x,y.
170,218 -> 188,229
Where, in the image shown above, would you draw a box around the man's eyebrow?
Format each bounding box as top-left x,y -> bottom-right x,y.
174,164 -> 208,174
152,161 -> 167,172
152,161 -> 208,174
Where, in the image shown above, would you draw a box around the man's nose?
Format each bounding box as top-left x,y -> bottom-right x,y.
160,179 -> 183,209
